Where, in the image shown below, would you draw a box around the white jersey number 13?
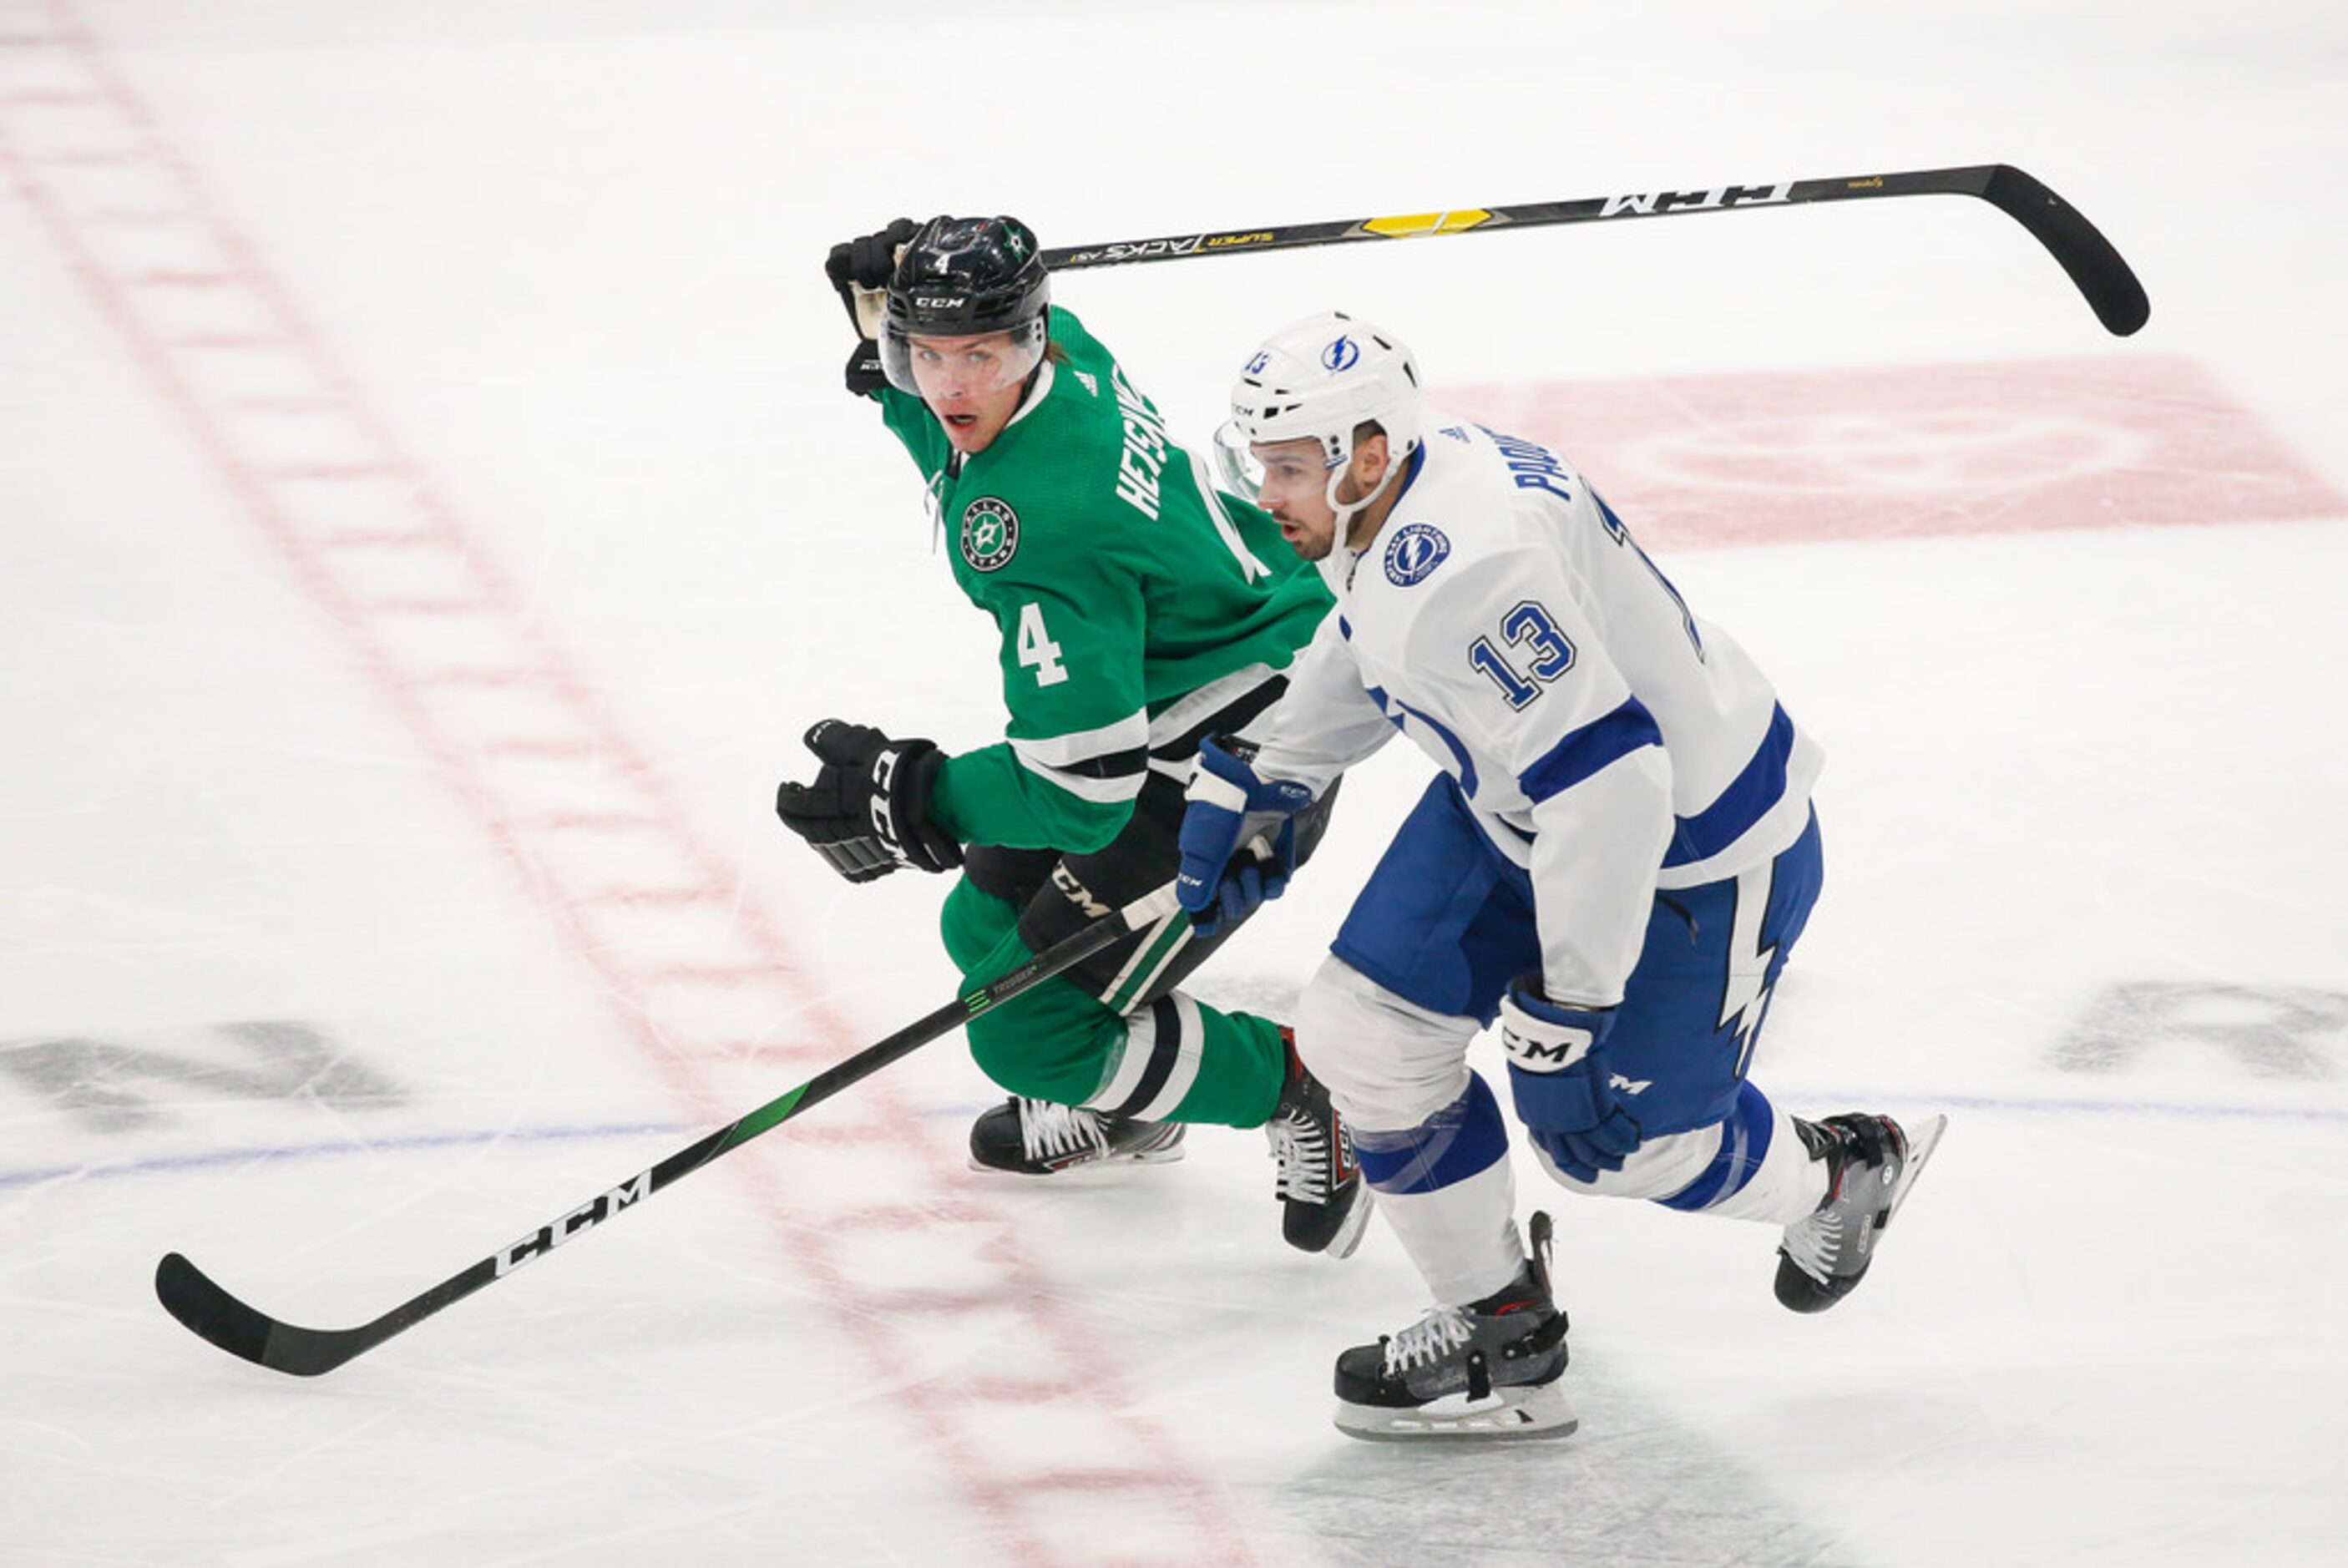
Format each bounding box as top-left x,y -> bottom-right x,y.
1469,599 -> 1576,709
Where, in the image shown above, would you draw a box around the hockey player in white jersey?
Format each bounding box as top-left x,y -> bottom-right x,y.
1177,312 -> 1946,1442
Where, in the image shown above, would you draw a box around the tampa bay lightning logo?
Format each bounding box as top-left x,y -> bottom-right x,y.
1320,336 -> 1360,372
1383,523 -> 1450,586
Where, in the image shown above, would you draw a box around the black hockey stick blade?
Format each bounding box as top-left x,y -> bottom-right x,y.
154,884 -> 1181,1376
1975,164 -> 2149,336
154,1115 -> 734,1376
155,1251 -> 364,1376
1042,163 -> 2148,336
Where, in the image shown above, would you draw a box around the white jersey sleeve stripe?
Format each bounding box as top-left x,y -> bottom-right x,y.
1008,710 -> 1151,767
1365,683 -> 1475,796
1517,697 -> 1666,804
1006,709 -> 1152,802
1662,704 -> 1796,868
1010,746 -> 1148,804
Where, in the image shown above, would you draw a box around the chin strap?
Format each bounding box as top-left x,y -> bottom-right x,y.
1328,442 -> 1421,544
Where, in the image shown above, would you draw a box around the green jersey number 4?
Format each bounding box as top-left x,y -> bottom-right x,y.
1017,601 -> 1068,687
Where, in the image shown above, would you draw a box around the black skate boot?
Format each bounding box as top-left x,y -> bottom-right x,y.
1774,1111 -> 1947,1313
1266,1034 -> 1372,1257
967,1095 -> 1186,1176
1332,1211 -> 1575,1442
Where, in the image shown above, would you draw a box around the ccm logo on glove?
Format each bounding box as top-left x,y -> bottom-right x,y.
774,718 -> 961,884
1500,1017 -> 1599,1073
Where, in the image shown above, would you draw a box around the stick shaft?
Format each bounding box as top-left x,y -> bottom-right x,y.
1041,164 -> 2148,336
155,885 -> 1181,1375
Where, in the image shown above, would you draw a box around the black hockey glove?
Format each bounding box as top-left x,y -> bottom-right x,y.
775,719 -> 963,883
822,217 -> 918,332
842,338 -> 887,398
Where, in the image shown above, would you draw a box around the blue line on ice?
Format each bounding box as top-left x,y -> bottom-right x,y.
0,1120 -> 691,1191
10,1089 -> 2341,1192
1796,1088 -> 2348,1124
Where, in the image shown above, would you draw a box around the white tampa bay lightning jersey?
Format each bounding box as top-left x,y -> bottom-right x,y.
1251,416 -> 1824,1009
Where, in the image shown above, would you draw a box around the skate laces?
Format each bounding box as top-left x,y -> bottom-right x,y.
1783,1118 -> 1900,1285
1780,1209 -> 1843,1285
1380,1307 -> 1476,1376
1267,1106 -> 1331,1203
1018,1099 -> 1107,1161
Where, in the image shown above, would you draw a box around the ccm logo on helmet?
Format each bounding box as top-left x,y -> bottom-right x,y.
913,294 -> 968,310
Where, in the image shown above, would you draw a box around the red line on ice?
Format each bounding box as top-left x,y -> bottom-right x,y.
2,7 -> 1255,1561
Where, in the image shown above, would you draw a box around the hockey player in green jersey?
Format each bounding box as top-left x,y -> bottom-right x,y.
774,215 -> 1369,1255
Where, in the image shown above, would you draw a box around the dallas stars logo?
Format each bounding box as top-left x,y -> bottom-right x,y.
959,496 -> 1020,572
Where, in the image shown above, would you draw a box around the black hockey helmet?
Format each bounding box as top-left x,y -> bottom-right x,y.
884,215 -> 1049,338
880,215 -> 1051,397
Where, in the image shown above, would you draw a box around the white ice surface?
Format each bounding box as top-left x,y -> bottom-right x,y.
3,2 -> 2345,1564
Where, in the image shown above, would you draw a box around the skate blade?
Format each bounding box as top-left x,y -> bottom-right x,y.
1885,1114 -> 1949,1225
1317,1189 -> 1376,1262
1332,1378 -> 1577,1444
964,1143 -> 1188,1178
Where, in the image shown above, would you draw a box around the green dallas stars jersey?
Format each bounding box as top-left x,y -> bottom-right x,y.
876,306 -> 1332,852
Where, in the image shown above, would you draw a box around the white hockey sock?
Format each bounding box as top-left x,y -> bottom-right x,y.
1535,1082 -> 1829,1226
1376,1157 -> 1526,1306
1687,1101 -> 1830,1224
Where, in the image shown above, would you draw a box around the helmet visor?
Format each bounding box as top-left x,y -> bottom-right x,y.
882,317 -> 1048,399
1209,419 -> 1267,503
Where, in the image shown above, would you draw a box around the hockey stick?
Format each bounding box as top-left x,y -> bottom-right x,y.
154,883 -> 1182,1377
1041,164 -> 2148,336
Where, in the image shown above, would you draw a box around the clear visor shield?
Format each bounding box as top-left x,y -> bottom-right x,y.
1217,423 -> 1354,514
882,318 -> 1048,400
1209,420 -> 1268,503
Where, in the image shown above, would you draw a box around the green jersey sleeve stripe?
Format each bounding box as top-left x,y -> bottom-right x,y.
1011,747 -> 1148,804
1009,709 -> 1151,767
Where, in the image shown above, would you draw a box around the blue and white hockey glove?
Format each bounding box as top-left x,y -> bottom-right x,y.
1500,977 -> 1643,1183
1175,736 -> 1315,935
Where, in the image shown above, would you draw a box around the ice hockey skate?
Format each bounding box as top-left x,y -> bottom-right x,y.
1775,1111 -> 1947,1313
967,1096 -> 1186,1176
1266,1036 -> 1372,1257
1332,1212 -> 1575,1442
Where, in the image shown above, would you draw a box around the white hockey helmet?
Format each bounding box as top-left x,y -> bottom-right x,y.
1214,311 -> 1423,514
